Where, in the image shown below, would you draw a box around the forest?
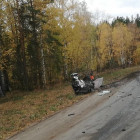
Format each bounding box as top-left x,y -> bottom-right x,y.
0,0 -> 140,90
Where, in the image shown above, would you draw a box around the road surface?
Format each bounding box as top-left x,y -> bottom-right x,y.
8,72 -> 140,140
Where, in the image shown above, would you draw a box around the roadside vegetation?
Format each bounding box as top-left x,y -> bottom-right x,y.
0,66 -> 140,140
0,0 -> 140,90
100,66 -> 140,85
1,0 -> 140,139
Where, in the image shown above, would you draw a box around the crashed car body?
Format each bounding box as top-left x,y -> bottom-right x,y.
71,73 -> 103,94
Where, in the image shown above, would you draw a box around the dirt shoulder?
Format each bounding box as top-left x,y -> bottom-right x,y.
9,70 -> 140,140
0,66 -> 140,140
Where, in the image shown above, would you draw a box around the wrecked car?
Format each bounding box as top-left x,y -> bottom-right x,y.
71,73 -> 103,94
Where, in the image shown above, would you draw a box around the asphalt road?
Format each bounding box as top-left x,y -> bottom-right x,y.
8,72 -> 140,140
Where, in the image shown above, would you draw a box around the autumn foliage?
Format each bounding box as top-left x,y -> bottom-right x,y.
0,0 -> 140,90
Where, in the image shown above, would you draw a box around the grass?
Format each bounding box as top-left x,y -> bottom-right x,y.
100,66 -> 140,85
0,65 -> 140,140
0,86 -> 88,140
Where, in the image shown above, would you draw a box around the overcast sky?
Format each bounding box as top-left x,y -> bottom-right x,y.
78,0 -> 140,19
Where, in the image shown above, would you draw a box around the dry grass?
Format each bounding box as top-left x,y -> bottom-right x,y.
0,85 -> 89,140
0,65 -> 140,140
100,66 -> 140,85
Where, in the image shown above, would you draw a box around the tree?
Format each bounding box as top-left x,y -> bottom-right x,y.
112,23 -> 133,67
135,14 -> 140,28
96,22 -> 113,70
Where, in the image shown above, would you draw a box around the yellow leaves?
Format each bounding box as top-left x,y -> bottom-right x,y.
40,0 -> 95,71
133,42 -> 140,64
96,22 -> 140,69
3,49 -> 14,57
112,23 -> 133,64
0,48 -> 15,69
97,23 -> 113,68
0,64 -> 4,70
34,0 -> 53,9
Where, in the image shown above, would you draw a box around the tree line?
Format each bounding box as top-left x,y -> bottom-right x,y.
0,0 -> 140,90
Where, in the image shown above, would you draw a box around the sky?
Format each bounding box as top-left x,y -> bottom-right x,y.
78,0 -> 140,20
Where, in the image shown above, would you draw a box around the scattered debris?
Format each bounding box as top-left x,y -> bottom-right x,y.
68,113 -> 75,116
118,94 -> 132,98
122,128 -> 126,132
98,90 -> 111,96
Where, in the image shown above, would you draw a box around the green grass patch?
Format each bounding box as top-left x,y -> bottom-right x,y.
49,105 -> 57,111
37,106 -> 48,115
12,96 -> 24,101
66,93 -> 75,100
